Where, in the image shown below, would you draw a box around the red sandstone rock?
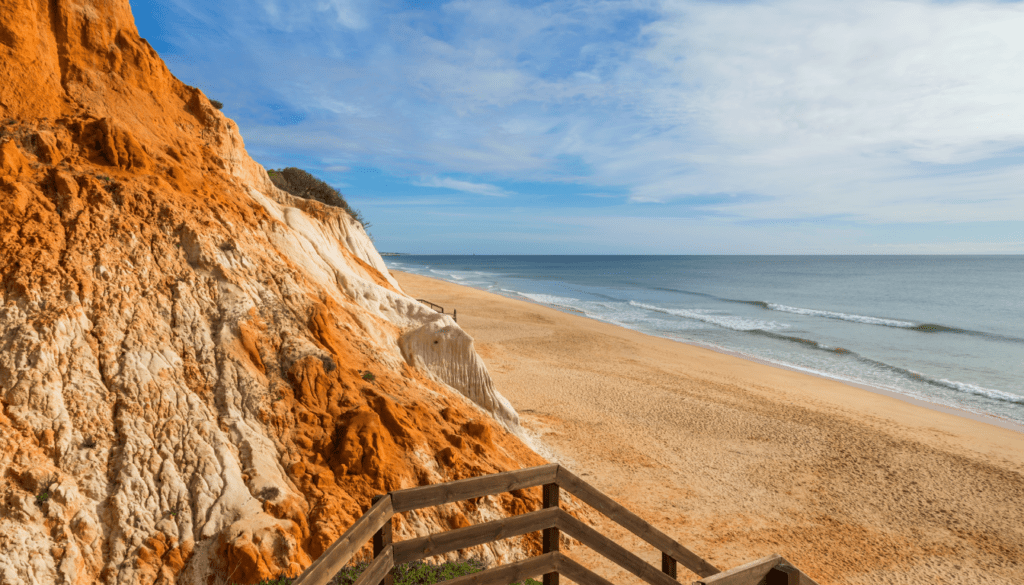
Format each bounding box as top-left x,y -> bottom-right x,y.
0,2 -> 544,584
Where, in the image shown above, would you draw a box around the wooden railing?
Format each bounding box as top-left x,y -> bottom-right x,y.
417,299 -> 456,322
292,464 -> 817,585
693,554 -> 820,585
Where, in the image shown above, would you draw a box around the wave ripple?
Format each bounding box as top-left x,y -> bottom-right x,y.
766,303 -> 915,328
630,301 -> 788,332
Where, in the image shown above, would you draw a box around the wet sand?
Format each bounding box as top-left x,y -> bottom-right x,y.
393,270 -> 1024,585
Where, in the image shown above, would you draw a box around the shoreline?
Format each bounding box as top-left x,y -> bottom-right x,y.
415,272 -> 1024,435
671,337 -> 1024,435
392,269 -> 1024,585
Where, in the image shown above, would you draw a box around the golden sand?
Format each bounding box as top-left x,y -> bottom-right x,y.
393,270 -> 1024,585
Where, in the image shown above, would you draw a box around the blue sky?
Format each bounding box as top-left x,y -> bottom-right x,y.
131,0 -> 1024,254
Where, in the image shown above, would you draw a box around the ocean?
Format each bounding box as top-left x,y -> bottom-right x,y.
384,256 -> 1024,426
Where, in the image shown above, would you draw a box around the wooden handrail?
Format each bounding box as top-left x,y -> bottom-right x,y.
390,464 -> 558,513
293,464 -> 818,585
443,552 -> 558,585
352,545 -> 394,585
293,494 -> 394,585
693,554 -> 820,585
554,510 -> 679,585
553,553 -> 616,585
417,299 -> 444,312
392,507 -> 560,564
416,299 -> 456,322
555,466 -> 719,578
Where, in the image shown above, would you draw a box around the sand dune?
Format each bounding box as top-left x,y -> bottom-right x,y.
393,270 -> 1024,585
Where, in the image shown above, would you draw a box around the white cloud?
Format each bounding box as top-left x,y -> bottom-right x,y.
258,0 -> 367,30
664,1 -> 1024,153
317,0 -> 367,29
159,0 -> 1024,235
414,177 -> 513,197
532,0 -> 1024,222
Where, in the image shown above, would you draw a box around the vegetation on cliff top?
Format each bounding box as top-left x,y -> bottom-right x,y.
268,167 -> 370,230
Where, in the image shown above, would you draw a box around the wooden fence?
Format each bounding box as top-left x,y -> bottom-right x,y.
417,299 -> 456,322
292,464 -> 818,585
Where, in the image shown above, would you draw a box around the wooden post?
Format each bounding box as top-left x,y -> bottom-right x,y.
766,564 -> 800,585
372,495 -> 393,585
661,552 -> 677,580
453,309 -> 457,323
542,483 -> 559,585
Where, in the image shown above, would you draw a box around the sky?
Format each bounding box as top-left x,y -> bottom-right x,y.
130,0 -> 1024,254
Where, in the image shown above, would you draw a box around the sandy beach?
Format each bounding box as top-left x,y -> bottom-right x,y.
393,270 -> 1024,585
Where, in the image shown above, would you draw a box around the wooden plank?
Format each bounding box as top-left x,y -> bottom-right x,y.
392,507 -> 560,565
662,552 -> 678,580
391,464 -> 559,512
696,555 -> 821,585
438,552 -> 558,585
293,495 -> 395,585
543,483 -> 560,585
554,510 -> 680,585
692,554 -> 782,585
772,563 -> 820,585
798,568 -> 821,585
553,553 -> 617,585
556,467 -> 720,578
766,565 -> 799,585
352,545 -> 395,585
373,500 -> 394,585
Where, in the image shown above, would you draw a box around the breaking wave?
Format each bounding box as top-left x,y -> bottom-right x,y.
629,301 -> 788,332
641,287 -> 1017,342
766,304 -> 915,328
502,290 -> 580,309
747,329 -> 854,355
743,333 -> 1024,406
930,378 -> 1024,405
746,302 -> 1020,342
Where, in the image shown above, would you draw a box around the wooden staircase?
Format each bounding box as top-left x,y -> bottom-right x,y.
293,464 -> 818,585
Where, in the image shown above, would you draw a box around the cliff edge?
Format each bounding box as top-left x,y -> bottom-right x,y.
0,1 -> 541,584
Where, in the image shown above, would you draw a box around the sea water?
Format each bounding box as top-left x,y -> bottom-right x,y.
384,256 -> 1024,425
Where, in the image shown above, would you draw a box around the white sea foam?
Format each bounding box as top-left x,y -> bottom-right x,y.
427,269 -> 483,282
630,301 -> 787,331
766,304 -> 915,328
429,269 -> 462,279
500,290 -> 650,328
933,378 -> 1024,404
507,291 -> 581,308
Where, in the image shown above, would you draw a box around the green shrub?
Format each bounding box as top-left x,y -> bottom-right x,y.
330,559 -> 486,585
234,559 -> 542,585
247,578 -> 292,585
211,99 -> 224,110
361,371 -> 376,382
36,473 -> 57,505
267,167 -> 370,230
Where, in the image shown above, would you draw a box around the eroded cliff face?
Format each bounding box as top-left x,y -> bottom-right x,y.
0,1 -> 543,584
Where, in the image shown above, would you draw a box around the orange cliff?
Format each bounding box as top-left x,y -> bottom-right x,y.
0,1 -> 544,584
